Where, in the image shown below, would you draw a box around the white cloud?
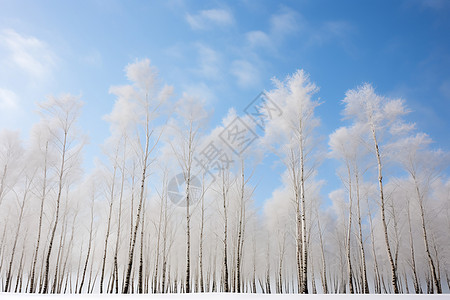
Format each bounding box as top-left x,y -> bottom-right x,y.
270,8 -> 301,36
182,82 -> 217,103
323,21 -> 353,38
246,30 -> 273,50
309,20 -> 354,48
440,78 -> 450,99
186,8 -> 234,30
417,0 -> 450,10
230,60 -> 260,88
0,29 -> 57,82
81,49 -> 103,67
245,8 -> 354,54
0,88 -> 22,128
244,8 -> 301,53
195,43 -> 221,79
165,44 -> 184,59
0,88 -> 19,110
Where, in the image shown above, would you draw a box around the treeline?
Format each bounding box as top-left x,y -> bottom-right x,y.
0,59 -> 448,294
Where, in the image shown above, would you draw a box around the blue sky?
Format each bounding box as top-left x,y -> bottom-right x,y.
1,0 -> 449,206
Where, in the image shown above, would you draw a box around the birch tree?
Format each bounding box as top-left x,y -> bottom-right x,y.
99,147 -> 119,293
342,84 -> 412,293
4,171 -> 34,292
393,133 -> 448,293
39,94 -> 84,294
329,125 -> 370,293
220,169 -> 231,292
264,70 -> 321,293
28,125 -> 51,293
117,59 -> 172,293
170,94 -> 208,293
78,179 -> 97,293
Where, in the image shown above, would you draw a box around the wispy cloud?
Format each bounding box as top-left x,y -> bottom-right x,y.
270,8 -> 302,36
440,79 -> 450,99
230,60 -> 260,88
194,43 -> 221,79
0,88 -> 19,110
413,0 -> 450,10
246,30 -> 273,51
186,8 -> 234,30
81,49 -> 103,67
309,20 -> 354,47
235,8 -> 303,87
245,7 -> 354,53
0,29 -> 58,83
182,82 -> 217,103
246,7 -> 301,51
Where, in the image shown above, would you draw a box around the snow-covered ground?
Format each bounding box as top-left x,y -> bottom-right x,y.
1,293 -> 449,300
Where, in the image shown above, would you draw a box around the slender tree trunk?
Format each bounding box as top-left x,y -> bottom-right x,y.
184,122 -> 194,294
355,171 -> 369,293
199,179 -> 205,293
100,152 -> 119,293
299,141 -> 308,294
431,234 -> 441,290
53,208 -> 69,293
407,202 -> 421,293
446,272 -> 450,290
367,196 -> 381,293
413,176 -> 442,293
123,107 -> 151,293
185,174 -> 191,293
39,226 -> 52,293
265,239 -> 271,294
113,137 -> 127,294
252,233 -> 257,293
290,149 -> 303,293
153,190 -> 163,293
277,233 -> 286,294
43,131 -> 68,294
161,183 -> 170,294
5,181 -> 29,292
311,250 -> 317,294
371,126 -> 398,293
58,208 -> 76,293
30,141 -> 48,293
74,241 -> 83,293
317,215 -> 328,293
87,244 -> 96,293
78,191 -> 95,293
221,172 -> 229,292
14,243 -> 26,293
345,164 -> 354,293
138,204 -> 145,293
236,162 -> 246,293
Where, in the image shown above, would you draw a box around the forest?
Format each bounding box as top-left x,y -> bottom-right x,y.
0,58 -> 449,294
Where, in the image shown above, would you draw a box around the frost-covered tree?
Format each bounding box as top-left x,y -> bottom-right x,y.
342,83 -> 412,293
38,94 -> 84,294
1,60 -> 449,295
329,125 -> 370,293
392,133 -> 448,293
169,94 -> 208,293
114,59 -> 172,293
264,70 -> 321,293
